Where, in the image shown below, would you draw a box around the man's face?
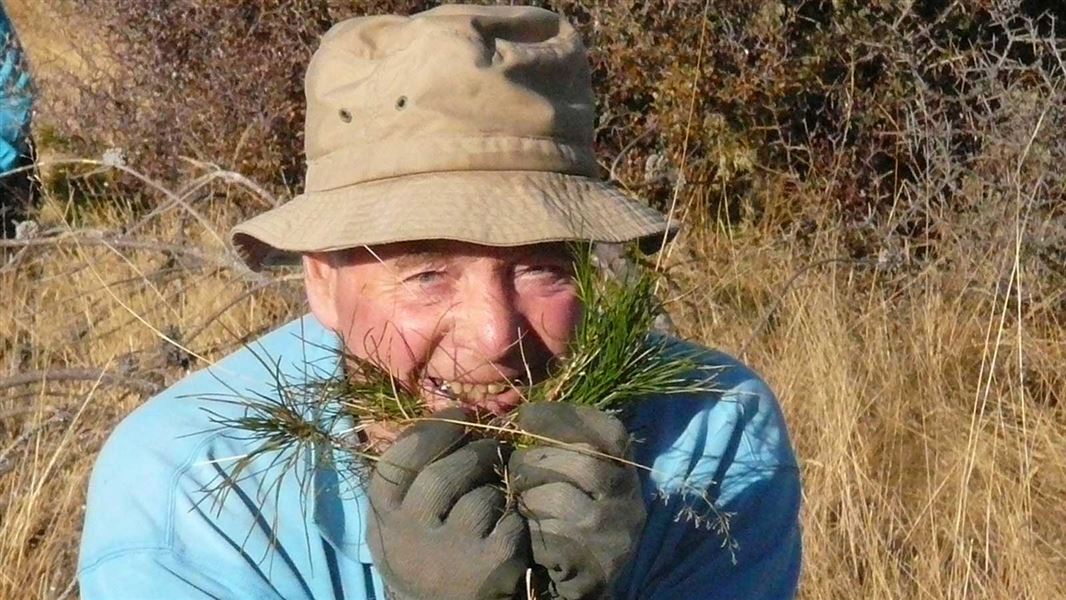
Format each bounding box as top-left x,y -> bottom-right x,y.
303,241 -> 582,416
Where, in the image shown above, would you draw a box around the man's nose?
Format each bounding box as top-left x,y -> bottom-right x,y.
453,281 -> 525,364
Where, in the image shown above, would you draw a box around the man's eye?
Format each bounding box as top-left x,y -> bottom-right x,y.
518,264 -> 573,280
406,271 -> 446,286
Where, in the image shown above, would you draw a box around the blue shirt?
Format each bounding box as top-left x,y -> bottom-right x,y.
1,4 -> 32,173
79,315 -> 801,599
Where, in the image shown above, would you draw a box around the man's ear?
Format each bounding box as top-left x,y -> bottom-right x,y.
303,253 -> 339,331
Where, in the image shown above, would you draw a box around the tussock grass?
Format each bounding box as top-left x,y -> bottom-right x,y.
525,245 -> 720,411
662,223 -> 1066,599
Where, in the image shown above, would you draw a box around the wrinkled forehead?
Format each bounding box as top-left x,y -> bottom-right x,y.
336,240 -> 578,267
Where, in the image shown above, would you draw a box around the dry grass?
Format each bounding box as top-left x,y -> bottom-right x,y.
2,172 -> 1063,598
0,184 -> 303,597
3,1 -> 1066,598
667,224 -> 1066,598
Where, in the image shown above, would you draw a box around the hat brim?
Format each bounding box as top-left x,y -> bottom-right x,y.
232,170 -> 677,271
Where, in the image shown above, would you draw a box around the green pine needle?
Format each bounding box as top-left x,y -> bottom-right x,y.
529,244 -> 719,410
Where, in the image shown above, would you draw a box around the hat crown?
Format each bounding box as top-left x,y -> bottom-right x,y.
303,5 -> 599,192
230,5 -> 673,272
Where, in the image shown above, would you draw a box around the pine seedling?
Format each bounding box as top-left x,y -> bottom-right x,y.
526,243 -> 720,410
208,242 -> 721,463
200,242 -> 734,558
196,350 -> 356,512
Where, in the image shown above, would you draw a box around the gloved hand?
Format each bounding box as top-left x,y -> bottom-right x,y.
508,403 -> 647,600
366,408 -> 532,600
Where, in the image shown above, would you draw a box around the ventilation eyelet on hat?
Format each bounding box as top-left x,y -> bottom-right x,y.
395,96 -> 407,110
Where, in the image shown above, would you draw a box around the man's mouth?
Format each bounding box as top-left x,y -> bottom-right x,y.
422,376 -> 528,415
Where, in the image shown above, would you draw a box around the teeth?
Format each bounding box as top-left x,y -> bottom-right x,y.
431,379 -> 517,400
434,380 -> 456,398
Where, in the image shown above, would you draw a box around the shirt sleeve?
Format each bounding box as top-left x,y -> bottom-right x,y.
78,548 -> 283,600
77,388 -> 331,600
79,320 -> 364,600
618,357 -> 803,599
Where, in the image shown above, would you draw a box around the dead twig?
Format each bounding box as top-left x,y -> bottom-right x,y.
0,229 -> 265,282
178,157 -> 281,207
183,274 -> 303,345
608,128 -> 658,186
0,369 -> 161,395
54,575 -> 78,600
0,410 -> 73,477
126,165 -> 278,236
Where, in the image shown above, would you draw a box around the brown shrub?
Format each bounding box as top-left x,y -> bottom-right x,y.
37,2 -> 1061,249
45,0 -> 336,198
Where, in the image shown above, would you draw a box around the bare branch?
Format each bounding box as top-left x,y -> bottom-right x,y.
0,369 -> 162,395
0,229 -> 266,282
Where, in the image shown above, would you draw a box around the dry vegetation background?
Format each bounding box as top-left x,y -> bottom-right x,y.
1,0 -> 1065,598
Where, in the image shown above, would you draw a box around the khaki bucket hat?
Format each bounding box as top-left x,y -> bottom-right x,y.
232,4 -> 674,271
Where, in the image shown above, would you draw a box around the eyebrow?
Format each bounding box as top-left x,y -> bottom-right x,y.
387,244 -> 575,271
390,251 -> 451,271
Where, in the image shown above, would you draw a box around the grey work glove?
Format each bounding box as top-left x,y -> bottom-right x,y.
366,408 -> 531,600
508,403 -> 647,600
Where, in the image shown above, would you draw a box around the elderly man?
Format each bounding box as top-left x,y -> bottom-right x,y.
79,5 -> 801,599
